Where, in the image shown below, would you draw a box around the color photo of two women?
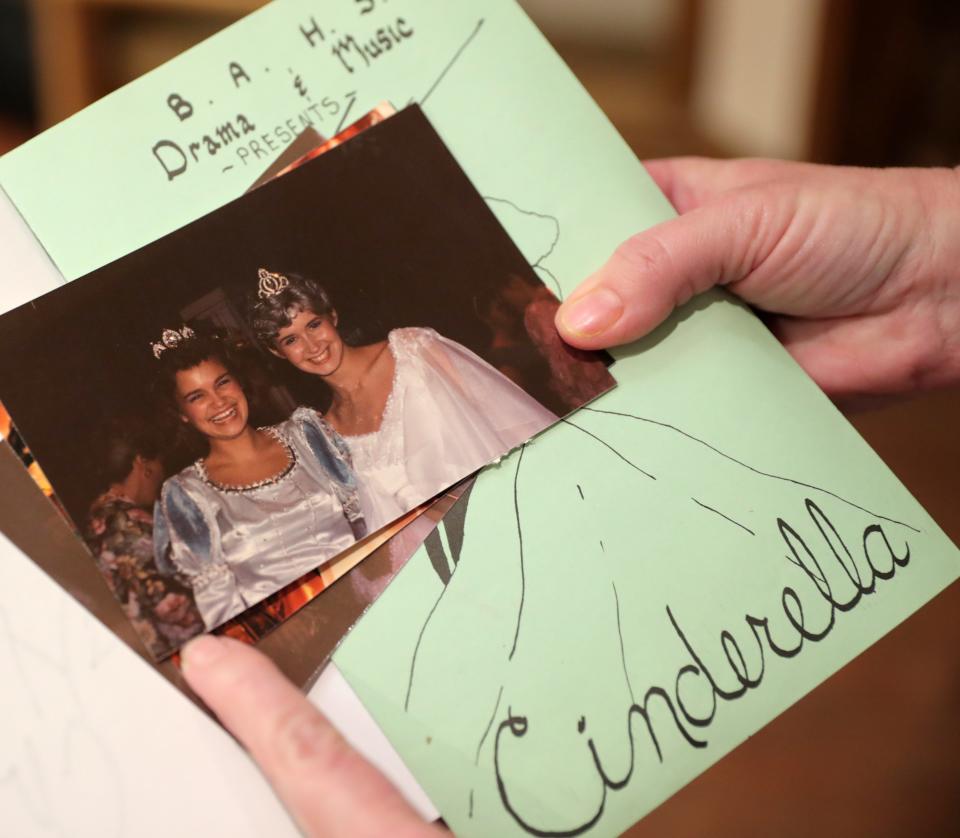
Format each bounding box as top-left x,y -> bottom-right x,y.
0,107 -> 615,658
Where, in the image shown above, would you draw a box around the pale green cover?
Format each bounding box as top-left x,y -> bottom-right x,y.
1,2 -> 956,836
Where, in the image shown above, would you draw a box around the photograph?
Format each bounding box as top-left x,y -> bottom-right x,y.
0,105 -> 616,657
0,105 -> 404,662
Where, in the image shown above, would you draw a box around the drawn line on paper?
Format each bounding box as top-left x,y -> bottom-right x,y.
691,498 -> 756,536
611,582 -> 636,704
417,18 -> 485,108
63,715 -> 129,835
335,90 -> 358,134
577,484 -> 584,500
783,552 -> 828,586
424,528 -> 453,585
0,761 -> 51,830
0,607 -> 44,714
404,582 -> 449,712
536,264 -> 562,297
468,788 -> 474,818
481,197 -> 561,266
475,685 -> 505,765
562,418 -> 657,481
508,445 -> 527,661
57,608 -> 85,706
0,602 -> 129,834
482,196 -> 563,297
583,407 -> 920,533
403,486 -> 478,710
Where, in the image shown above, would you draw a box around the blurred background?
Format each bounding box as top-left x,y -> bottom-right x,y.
1,0 -> 958,834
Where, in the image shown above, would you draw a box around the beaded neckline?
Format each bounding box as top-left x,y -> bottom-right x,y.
193,426 -> 296,493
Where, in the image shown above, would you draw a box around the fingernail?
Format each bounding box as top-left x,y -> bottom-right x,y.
182,635 -> 226,671
559,288 -> 623,337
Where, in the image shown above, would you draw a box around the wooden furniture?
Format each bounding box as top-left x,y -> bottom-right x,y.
30,0 -> 265,126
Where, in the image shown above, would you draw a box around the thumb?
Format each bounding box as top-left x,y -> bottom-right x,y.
556,195 -> 779,349
182,635 -> 440,837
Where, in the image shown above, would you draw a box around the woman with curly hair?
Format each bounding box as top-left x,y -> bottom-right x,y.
151,329 -> 366,630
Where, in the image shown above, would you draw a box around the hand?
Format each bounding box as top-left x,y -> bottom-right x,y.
556,157 -> 960,401
182,636 -> 446,837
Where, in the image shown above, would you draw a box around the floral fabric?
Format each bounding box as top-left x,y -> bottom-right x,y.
86,490 -> 203,658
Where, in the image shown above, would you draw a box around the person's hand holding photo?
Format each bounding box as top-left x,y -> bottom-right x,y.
557,157 -> 960,403
182,635 -> 446,837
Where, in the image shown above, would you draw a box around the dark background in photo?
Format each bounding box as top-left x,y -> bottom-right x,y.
0,106 -> 611,530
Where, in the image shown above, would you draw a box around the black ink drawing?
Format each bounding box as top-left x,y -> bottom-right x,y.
402,406 -> 921,836
483,196 -> 563,298
415,19 -> 486,108
405,480 -> 476,712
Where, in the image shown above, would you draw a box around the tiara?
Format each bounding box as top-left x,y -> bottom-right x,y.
257,268 -> 290,299
150,325 -> 196,359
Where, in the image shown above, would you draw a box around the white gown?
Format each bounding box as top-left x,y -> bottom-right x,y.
343,327 -> 557,531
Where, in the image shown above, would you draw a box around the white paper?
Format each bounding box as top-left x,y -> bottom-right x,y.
0,187 -> 63,314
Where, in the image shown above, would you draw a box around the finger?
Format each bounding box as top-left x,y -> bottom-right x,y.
771,310 -> 940,398
182,636 -> 440,838
556,191 -> 791,349
644,157 -> 801,213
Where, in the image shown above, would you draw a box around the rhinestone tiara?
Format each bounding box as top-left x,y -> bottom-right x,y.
150,324 -> 196,359
257,268 -> 290,299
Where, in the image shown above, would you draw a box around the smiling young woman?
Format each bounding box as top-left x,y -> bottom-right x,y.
245,269 -> 558,531
151,331 -> 367,631
173,356 -> 292,485
268,306 -> 395,438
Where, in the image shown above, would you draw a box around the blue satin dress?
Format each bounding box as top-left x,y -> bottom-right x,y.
153,407 -> 366,630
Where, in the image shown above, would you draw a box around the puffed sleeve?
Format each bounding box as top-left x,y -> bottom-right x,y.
153,476 -> 244,630
289,407 -> 367,539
